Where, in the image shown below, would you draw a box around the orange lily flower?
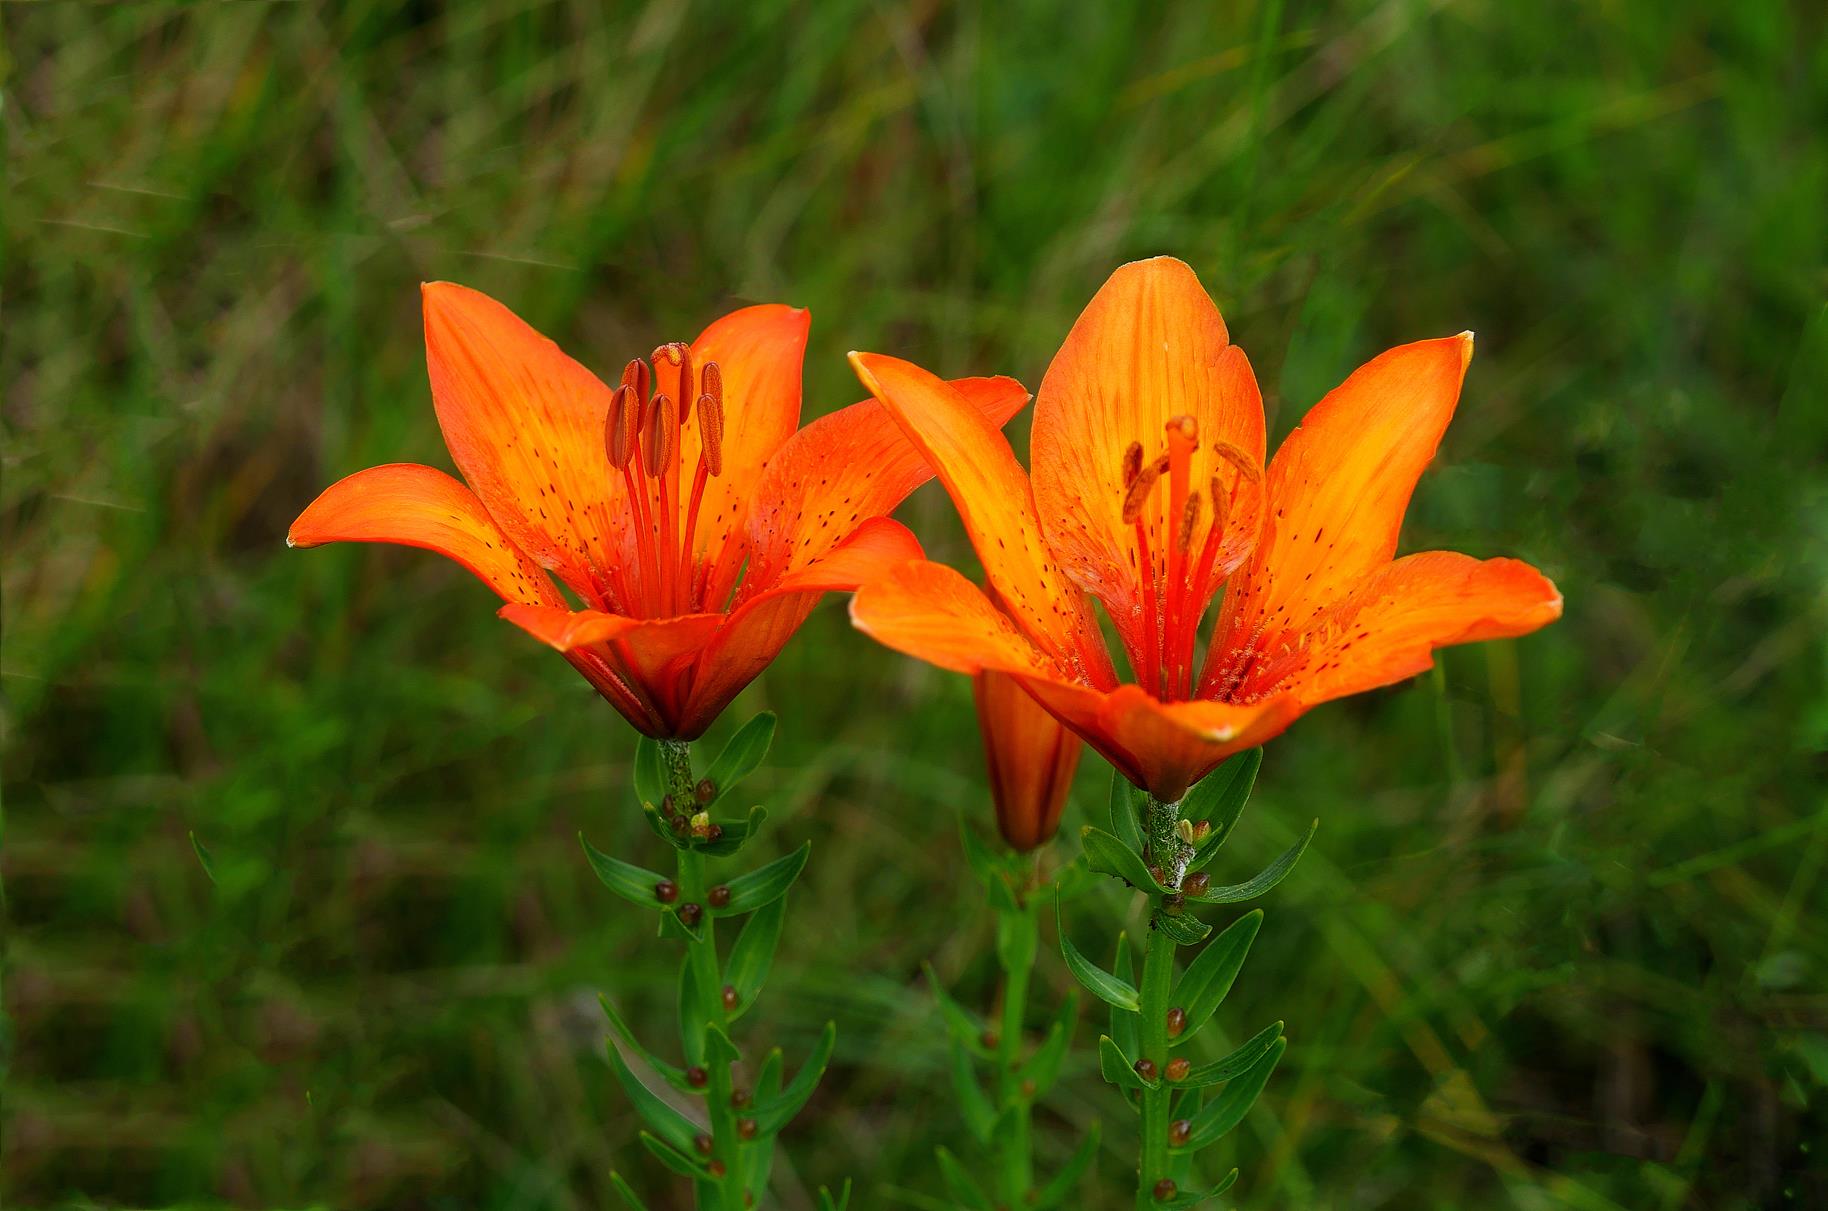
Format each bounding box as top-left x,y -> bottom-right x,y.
975,670 -> 1083,852
290,283 -> 1028,739
850,257 -> 1562,803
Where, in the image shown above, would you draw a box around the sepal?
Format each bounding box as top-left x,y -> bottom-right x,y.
1058,899 -> 1141,1011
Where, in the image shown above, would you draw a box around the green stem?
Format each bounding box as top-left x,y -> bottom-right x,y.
664,741 -> 747,1211
992,898 -> 1038,1204
1136,916 -> 1177,1208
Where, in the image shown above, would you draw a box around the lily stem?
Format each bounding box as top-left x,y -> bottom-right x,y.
992,895 -> 1038,1204
663,740 -> 747,1211
1136,913 -> 1177,1209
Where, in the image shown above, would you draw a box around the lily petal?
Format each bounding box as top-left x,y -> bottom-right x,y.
1288,551 -> 1563,706
1215,334 -> 1472,666
421,282 -> 626,606
848,558 -> 1057,680
288,462 -> 559,606
1031,256 -> 1267,652
675,517 -> 925,737
498,604 -> 725,736
848,351 -> 1114,687
743,375 -> 1029,596
1017,679 -> 1299,804
671,304 -> 812,608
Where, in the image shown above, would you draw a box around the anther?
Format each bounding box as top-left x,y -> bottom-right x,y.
1178,491 -> 1202,553
606,384 -> 640,469
1121,441 -> 1144,487
643,393 -> 678,478
1122,454 -> 1169,524
698,386 -> 726,477
1209,475 -> 1230,532
620,358 -> 650,406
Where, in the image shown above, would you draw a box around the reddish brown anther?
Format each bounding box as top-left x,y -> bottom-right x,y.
1166,1006 -> 1187,1037
686,1065 -> 708,1087
1153,1178 -> 1177,1201
1122,454 -> 1170,524
1169,1119 -> 1192,1147
679,902 -> 702,927
708,885 -> 732,909
1166,1057 -> 1190,1082
1183,871 -> 1210,897
655,880 -> 679,904
643,393 -> 678,478
619,357 -> 650,405
1133,1057 -> 1157,1081
1122,441 -> 1144,487
606,383 -> 640,469
1178,491 -> 1202,552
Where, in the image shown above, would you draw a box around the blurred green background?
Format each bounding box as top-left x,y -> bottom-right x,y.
6,1 -> 1826,1207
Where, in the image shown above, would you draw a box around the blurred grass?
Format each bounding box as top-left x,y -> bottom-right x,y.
4,1 -> 1826,1207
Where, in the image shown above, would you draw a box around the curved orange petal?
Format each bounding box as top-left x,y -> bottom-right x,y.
663,304 -> 811,608
975,669 -> 1083,852
849,559 -> 1058,680
1214,334 -> 1473,667
498,604 -> 725,736
674,517 -> 924,736
421,282 -> 627,607
288,462 -> 559,606
1017,678 -> 1300,804
848,351 -> 1114,688
743,375 -> 1029,596
1286,551 -> 1562,706
1030,257 -> 1267,654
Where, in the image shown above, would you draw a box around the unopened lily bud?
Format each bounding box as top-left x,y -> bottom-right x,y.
1183,871 -> 1210,897
1133,1057 -> 1157,1081
708,884 -> 731,909
1166,1057 -> 1190,1082
655,880 -> 679,904
695,778 -> 716,804
1166,1007 -> 1187,1037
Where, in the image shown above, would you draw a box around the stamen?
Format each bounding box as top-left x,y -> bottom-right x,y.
652,343 -> 693,423
605,384 -> 640,469
621,358 -> 651,408
1178,491 -> 1202,553
1122,441 -> 1144,487
1122,454 -> 1168,524
643,393 -> 678,479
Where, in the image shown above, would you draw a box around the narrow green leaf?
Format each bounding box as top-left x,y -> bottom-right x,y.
1016,990 -> 1078,1094
1110,931 -> 1139,1059
1171,910 -> 1262,1043
679,956 -> 708,1066
1032,1120 -> 1101,1209
1174,1036 -> 1286,1151
1107,768 -> 1144,852
640,1130 -> 709,1179
580,834 -> 673,909
749,1021 -> 836,1134
713,841 -> 809,916
725,896 -> 787,1014
816,1178 -> 853,1211
934,1146 -> 993,1210
657,906 -> 705,944
1153,907 -> 1212,946
1057,900 -> 1141,1012
1187,819 -> 1317,900
705,1022 -> 741,1065
1182,748 -> 1261,833
599,994 -> 692,1091
704,711 -> 775,805
608,1046 -> 699,1154
641,802 -> 687,848
1081,826 -> 1170,893
696,805 -> 768,856
950,1037 -> 996,1143
634,736 -> 666,808
1175,1020 -> 1283,1089
924,962 -> 990,1052
1098,1034 -> 1156,1090
996,904 -> 1038,974
189,832 -> 216,884
756,1047 -> 784,1098
1051,856 -> 1098,901
1211,1168 -> 1240,1195
608,1171 -> 652,1211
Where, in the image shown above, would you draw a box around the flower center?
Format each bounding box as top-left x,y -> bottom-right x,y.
1117,416 -> 1262,701
603,343 -> 726,617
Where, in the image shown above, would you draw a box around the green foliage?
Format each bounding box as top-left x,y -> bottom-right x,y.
9,2 -> 1825,1207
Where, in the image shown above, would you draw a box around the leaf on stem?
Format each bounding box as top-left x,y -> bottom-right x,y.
1016,990 -> 1078,1094
1107,769 -> 1145,852
634,736 -> 667,808
704,711 -> 776,806
924,962 -> 991,1053
696,805 -> 769,856
1170,910 -> 1262,1044
1097,1034 -> 1156,1090
1057,899 -> 1141,1012
950,1036 -> 997,1142
580,834 -> 673,909
1186,819 -> 1317,897
1172,1037 -> 1287,1152
1110,932 -> 1140,1059
748,1021 -> 836,1135
816,1179 -> 853,1211
934,1146 -> 994,1209
1153,908 -> 1212,945
608,1046 -> 700,1154
608,1171 -> 652,1210
713,841 -> 810,916
1032,1120 -> 1101,1209
725,895 -> 788,1015
599,994 -> 693,1091
1181,748 -> 1262,838
1173,1020 -> 1283,1089
678,956 -> 709,1066
639,1130 -> 712,1179
1081,826 -> 1172,894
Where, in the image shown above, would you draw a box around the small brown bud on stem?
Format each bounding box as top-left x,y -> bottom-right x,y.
708,885 -> 731,909
1166,1007 -> 1187,1037
655,880 -> 679,904
1166,1057 -> 1190,1082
